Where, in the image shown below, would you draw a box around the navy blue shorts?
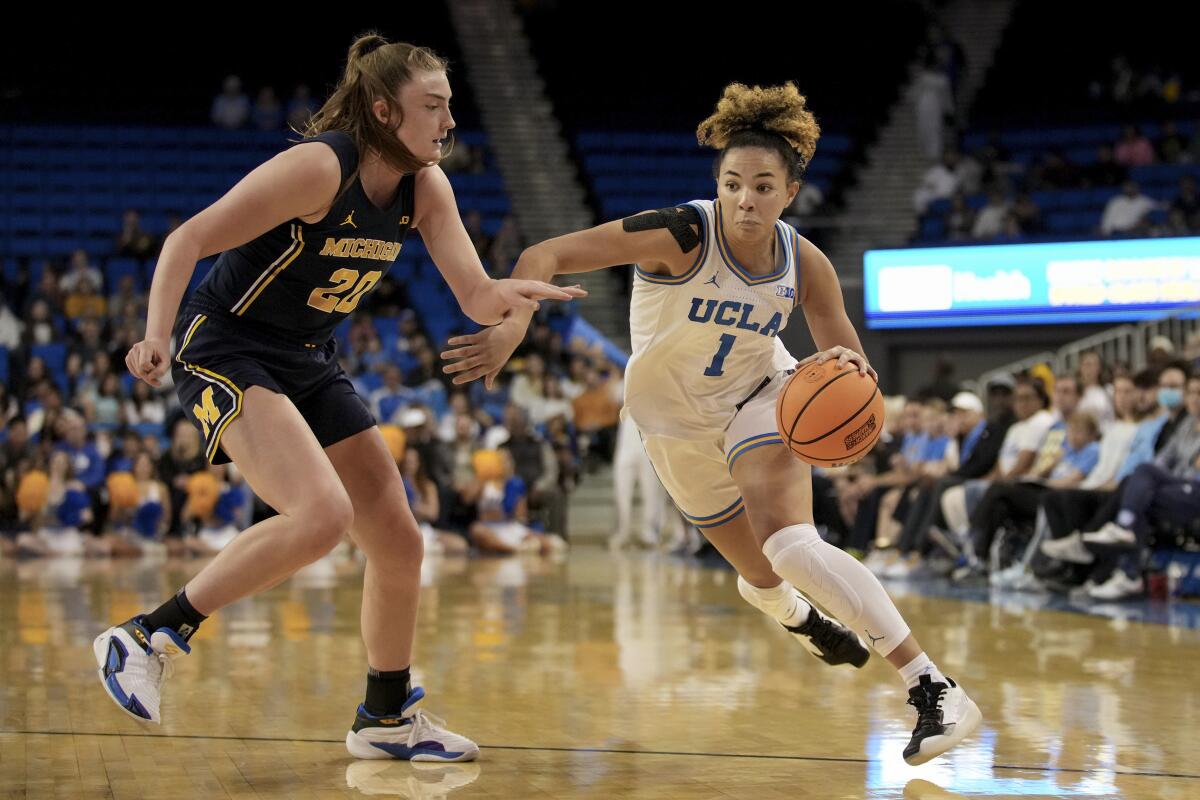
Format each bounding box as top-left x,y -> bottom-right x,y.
170,303 -> 376,465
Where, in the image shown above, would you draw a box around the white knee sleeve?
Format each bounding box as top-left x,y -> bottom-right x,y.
763,524 -> 911,656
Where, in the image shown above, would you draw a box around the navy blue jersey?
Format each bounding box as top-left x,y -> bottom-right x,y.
190,130 -> 416,344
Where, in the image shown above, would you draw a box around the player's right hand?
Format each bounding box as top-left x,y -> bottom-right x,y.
126,337 -> 170,387
440,317 -> 526,390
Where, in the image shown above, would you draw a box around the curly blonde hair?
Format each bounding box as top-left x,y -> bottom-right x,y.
696,81 -> 820,181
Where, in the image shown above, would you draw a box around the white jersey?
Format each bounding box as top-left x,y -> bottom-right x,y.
624,199 -> 800,440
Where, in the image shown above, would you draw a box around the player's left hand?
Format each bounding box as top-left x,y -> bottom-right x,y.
477,279 -> 587,322
797,346 -> 877,381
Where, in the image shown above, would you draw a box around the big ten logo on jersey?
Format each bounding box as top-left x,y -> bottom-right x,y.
319,237 -> 404,262
687,298 -> 783,338
776,285 -> 796,301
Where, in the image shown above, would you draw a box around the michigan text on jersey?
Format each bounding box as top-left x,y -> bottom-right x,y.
318,237 -> 405,261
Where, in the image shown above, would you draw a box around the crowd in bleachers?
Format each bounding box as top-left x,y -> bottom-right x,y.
909,31 -> 1200,245
913,120 -> 1200,244
0,115 -> 628,563
811,338 -> 1200,603
0,228 -> 625,561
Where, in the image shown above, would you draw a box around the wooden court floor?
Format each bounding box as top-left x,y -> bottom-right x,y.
1,548 -> 1197,799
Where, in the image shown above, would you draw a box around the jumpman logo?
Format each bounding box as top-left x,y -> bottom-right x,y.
865,629 -> 885,647
704,274 -> 720,288
340,211 -> 358,229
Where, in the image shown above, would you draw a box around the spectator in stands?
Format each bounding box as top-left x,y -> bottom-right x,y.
1091,56 -> 1134,104
211,75 -> 250,129
71,325 -> 109,381
0,291 -> 24,350
1010,193 -> 1043,234
1042,365 -> 1190,573
64,279 -> 107,322
123,380 -> 167,427
184,464 -> 246,555
1101,180 -> 1159,236
940,375 -> 1055,557
1076,350 -> 1114,431
1082,145 -> 1127,188
469,449 -> 565,556
510,352 -> 548,415
887,384 -> 1017,575
252,86 -> 284,130
500,404 -> 564,536
785,182 -> 824,219
971,189 -> 1009,240
158,419 -> 206,536
572,363 -> 621,466
1157,121 -> 1187,163
81,373 -> 124,427
437,391 -> 480,443
913,150 -> 962,213
1170,175 -> 1200,231
0,386 -> 17,425
487,215 -> 523,276
915,53 -> 954,160
60,249 -> 102,295
286,85 -> 317,131
1073,374 -> 1200,600
115,210 -> 155,259
1114,124 -> 1156,167
463,210 -> 492,261
400,447 -> 468,556
1029,150 -> 1080,190
107,273 -> 146,321
916,358 -> 959,404
369,365 -> 415,424
944,192 -> 975,240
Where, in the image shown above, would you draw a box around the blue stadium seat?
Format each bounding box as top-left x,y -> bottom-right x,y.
31,343 -> 67,374
104,257 -> 143,293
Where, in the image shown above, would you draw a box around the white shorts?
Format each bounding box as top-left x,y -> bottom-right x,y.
481,521 -> 531,549
640,370 -> 790,530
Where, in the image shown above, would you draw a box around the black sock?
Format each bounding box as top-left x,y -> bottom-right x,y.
364,667 -> 412,716
143,588 -> 207,641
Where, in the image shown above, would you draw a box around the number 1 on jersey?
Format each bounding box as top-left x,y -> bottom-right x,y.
704,333 -> 736,377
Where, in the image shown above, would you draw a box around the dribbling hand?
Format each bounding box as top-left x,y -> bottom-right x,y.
797,346 -> 877,381
125,337 -> 170,387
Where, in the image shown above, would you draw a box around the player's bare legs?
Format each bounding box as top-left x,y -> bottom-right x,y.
733,444 -> 981,764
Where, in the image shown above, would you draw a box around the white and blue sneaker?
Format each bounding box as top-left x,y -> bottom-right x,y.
93,616 -> 190,724
346,687 -> 479,762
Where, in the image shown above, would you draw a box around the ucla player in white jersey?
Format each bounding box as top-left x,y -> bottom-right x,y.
444,82 -> 981,764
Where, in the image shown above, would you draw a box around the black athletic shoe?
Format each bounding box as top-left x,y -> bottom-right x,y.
783,605 -> 870,668
903,675 -> 983,765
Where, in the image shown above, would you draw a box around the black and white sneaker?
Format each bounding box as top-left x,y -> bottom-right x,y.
783,606 -> 870,668
903,675 -> 982,765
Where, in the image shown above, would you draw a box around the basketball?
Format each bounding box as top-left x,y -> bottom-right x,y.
776,360 -> 885,467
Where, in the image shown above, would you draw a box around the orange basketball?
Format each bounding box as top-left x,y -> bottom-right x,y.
776,360 -> 885,467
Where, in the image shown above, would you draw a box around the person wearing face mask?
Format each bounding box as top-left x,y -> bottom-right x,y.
1072,372 -> 1200,600
1039,364 -> 1193,591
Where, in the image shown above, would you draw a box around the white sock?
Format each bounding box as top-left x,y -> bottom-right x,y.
763,524 -> 911,656
736,576 -> 811,627
898,652 -> 946,690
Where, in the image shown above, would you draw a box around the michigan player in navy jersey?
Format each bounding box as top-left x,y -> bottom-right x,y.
93,33 -> 584,761
444,83 -> 981,764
